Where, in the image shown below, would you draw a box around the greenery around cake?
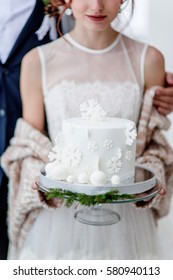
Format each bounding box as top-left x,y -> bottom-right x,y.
45,188 -> 136,207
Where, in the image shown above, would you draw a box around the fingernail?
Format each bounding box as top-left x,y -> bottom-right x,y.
167,73 -> 173,83
155,90 -> 160,94
160,188 -> 166,195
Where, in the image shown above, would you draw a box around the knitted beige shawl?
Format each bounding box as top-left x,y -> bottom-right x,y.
1,87 -> 173,249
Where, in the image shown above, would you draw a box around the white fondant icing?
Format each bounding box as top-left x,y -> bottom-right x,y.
95,156 -> 100,171
88,141 -> 99,152
47,108 -> 137,184
107,156 -> 123,174
45,161 -> 57,174
47,165 -> 68,180
125,121 -> 137,146
61,117 -> 136,183
54,132 -> 64,146
66,175 -> 75,183
78,174 -> 89,184
118,148 -> 122,159
82,167 -> 92,176
62,146 -> 82,168
90,171 -> 107,186
126,150 -> 133,161
111,175 -> 120,185
48,145 -> 62,163
67,124 -> 75,134
103,139 -> 113,150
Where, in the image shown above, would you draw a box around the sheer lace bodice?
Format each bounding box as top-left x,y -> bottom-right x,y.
38,34 -> 147,142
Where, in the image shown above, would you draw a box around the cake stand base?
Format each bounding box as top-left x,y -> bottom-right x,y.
38,164 -> 160,226
74,205 -> 121,226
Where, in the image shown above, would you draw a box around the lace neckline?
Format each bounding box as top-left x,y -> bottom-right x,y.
64,33 -> 121,54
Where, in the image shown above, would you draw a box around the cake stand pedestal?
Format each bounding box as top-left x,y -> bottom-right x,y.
74,204 -> 121,225
38,164 -> 160,226
73,183 -> 160,226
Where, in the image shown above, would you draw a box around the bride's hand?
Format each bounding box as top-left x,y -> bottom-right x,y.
32,180 -> 64,208
134,182 -> 166,209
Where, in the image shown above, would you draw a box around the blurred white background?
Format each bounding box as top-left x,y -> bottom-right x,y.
123,0 -> 173,257
121,0 -> 173,147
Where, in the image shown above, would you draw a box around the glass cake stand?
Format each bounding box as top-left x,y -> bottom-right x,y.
73,183 -> 160,226
38,164 -> 160,226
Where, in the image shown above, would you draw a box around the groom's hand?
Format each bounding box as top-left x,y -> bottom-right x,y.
154,72 -> 173,115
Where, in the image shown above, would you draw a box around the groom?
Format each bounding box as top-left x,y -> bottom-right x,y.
0,0 -> 54,260
0,0 -> 75,260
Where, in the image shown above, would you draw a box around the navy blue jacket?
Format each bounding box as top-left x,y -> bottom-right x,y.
0,0 -> 52,190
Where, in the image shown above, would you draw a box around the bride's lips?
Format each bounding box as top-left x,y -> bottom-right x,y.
86,15 -> 107,22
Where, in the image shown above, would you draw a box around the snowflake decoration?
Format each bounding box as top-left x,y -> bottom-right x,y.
103,139 -> 113,150
82,167 -> 92,176
126,151 -> 133,161
48,144 -> 62,163
80,99 -> 107,121
54,132 -> 64,146
125,122 -> 137,146
63,146 -> 82,168
88,141 -> 99,152
107,156 -> 122,174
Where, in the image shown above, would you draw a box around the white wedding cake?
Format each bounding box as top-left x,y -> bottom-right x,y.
45,100 -> 137,186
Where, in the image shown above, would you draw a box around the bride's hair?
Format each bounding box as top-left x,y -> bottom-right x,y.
45,1 -> 72,35
45,0 -> 134,35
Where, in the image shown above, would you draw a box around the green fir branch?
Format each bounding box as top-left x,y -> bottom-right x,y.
45,188 -> 135,207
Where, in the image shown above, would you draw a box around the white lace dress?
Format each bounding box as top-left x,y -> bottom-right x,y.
16,34 -> 164,259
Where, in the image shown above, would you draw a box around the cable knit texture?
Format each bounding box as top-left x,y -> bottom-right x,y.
1,121 -> 53,249
136,87 -> 173,218
1,87 -> 173,250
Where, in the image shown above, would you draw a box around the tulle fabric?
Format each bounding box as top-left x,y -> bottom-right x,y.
18,204 -> 161,260
157,203 -> 173,259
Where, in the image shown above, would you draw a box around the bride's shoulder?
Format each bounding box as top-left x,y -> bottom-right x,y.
120,34 -> 146,49
39,35 -> 67,52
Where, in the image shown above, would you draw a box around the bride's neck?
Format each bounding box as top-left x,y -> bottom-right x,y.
69,26 -> 119,50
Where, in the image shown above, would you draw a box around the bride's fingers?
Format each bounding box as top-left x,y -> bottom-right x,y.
159,186 -> 166,195
155,180 -> 166,196
32,181 -> 39,190
31,176 -> 40,190
134,183 -> 166,208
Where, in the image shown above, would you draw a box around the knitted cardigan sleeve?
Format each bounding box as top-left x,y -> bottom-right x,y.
136,87 -> 173,219
1,118 -> 54,249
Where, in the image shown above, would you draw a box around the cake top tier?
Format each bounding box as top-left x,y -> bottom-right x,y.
64,117 -> 135,130
45,99 -> 137,186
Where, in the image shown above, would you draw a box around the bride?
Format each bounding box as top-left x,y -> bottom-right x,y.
2,0 -> 173,260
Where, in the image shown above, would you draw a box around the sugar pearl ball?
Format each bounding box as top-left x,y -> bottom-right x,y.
45,162 -> 56,174
78,174 -> 88,184
48,165 -> 68,180
90,171 -> 107,186
66,175 -> 75,183
111,175 -> 120,185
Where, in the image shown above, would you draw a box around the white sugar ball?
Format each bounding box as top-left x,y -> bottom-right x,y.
45,162 -> 57,175
111,175 -> 120,185
78,174 -> 88,184
90,171 -> 107,186
48,165 -> 68,180
66,175 -> 75,183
